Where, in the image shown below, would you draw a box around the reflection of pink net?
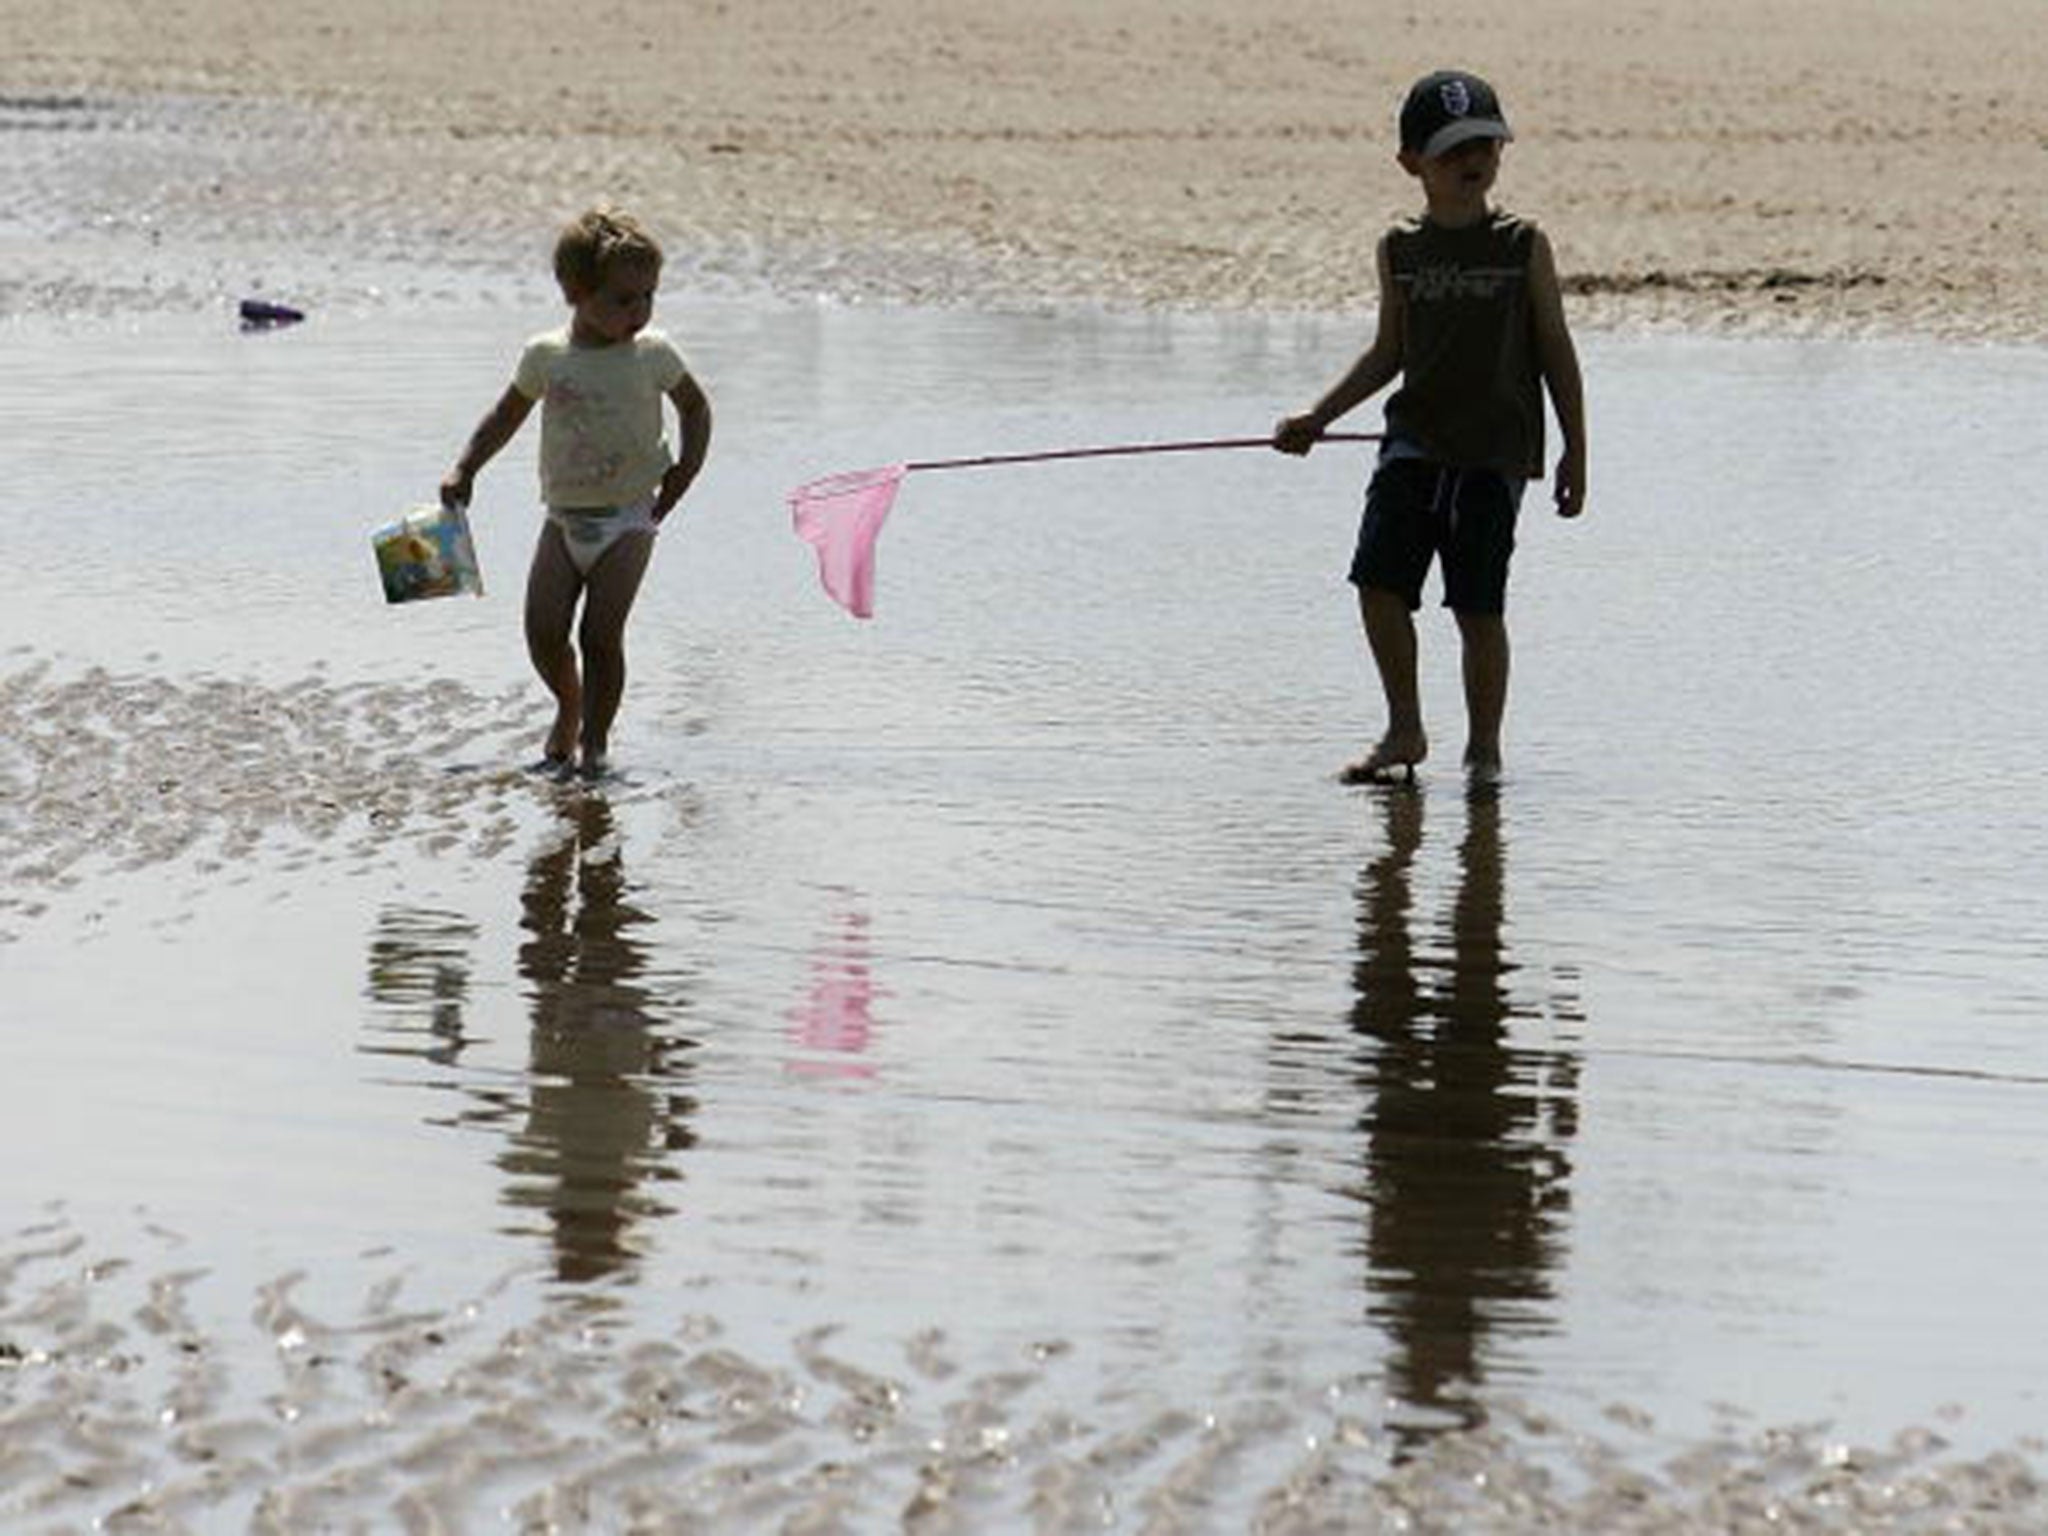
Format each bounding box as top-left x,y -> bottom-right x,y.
789,465 -> 906,619
785,911 -> 880,1080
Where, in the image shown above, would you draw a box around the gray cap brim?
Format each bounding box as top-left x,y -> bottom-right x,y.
1418,118 -> 1513,159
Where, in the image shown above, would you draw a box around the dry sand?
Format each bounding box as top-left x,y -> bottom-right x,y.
5,0 -> 2047,338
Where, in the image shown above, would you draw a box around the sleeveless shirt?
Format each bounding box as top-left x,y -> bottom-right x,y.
1382,211 -> 1545,478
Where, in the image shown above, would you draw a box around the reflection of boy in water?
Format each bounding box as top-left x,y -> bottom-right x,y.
506,795 -> 694,1282
1349,787 -> 1576,1448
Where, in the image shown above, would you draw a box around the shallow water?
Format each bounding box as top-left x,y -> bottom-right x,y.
4,299 -> 2047,1528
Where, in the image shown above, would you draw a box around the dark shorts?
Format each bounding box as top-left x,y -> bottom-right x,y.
1349,457 -> 1523,614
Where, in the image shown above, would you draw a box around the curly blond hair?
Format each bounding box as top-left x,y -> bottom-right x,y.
553,206 -> 664,297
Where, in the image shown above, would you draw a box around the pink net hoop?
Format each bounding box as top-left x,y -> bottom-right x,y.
790,465 -> 907,503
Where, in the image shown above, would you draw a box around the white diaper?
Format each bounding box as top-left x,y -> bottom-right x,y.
547,496 -> 658,576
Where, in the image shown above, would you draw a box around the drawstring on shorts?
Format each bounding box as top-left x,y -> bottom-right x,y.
1433,466 -> 1467,535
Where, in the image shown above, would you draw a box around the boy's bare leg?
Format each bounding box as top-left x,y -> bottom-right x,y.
573,530 -> 655,771
525,526 -> 584,764
1454,609 -> 1510,778
1344,585 -> 1429,782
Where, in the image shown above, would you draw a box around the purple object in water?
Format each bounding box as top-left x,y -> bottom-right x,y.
239,298 -> 305,328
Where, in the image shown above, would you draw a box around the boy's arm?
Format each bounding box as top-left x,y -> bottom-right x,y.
1527,229 -> 1587,519
653,373 -> 713,522
1274,234 -> 1404,455
441,385 -> 534,508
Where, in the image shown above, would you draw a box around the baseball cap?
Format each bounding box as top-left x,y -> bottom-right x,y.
1399,70 -> 1513,158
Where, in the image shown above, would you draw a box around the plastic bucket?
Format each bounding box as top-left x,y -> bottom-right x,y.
372,503 -> 484,604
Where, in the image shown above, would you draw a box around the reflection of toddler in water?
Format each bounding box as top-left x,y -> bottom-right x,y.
441,207 -> 714,778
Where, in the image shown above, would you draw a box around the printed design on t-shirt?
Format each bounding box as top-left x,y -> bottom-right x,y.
1401,264 -> 1525,303
547,375 -> 627,492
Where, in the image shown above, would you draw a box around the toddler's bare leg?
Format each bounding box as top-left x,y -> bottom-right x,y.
1454,609 -> 1510,776
574,530 -> 656,770
1343,585 -> 1428,782
525,525 -> 584,763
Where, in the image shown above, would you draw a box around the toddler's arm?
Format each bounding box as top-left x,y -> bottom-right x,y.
1527,231 -> 1587,519
653,373 -> 714,522
1274,235 -> 1404,454
441,385 -> 534,509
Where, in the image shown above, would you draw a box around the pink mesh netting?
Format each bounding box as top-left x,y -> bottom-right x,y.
789,465 -> 906,619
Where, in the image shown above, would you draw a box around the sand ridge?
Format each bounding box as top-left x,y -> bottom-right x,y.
4,0 -> 2045,337
0,660 -> 569,939
7,1215 -> 2048,1532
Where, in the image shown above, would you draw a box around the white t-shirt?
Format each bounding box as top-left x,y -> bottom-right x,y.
513,327 -> 690,508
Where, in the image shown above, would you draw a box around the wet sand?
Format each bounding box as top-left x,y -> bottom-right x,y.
8,1212 -> 2046,1533
0,662 -> 548,934
5,0 -> 2047,337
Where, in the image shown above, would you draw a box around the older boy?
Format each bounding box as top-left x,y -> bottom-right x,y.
1275,69 -> 1586,785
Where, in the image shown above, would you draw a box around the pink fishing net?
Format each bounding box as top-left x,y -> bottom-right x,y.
789,465 -> 905,619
